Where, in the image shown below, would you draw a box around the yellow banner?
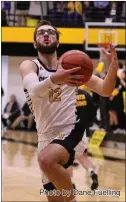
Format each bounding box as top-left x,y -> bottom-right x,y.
88,147 -> 104,160
1,27 -> 125,45
1,27 -> 84,44
88,130 -> 106,148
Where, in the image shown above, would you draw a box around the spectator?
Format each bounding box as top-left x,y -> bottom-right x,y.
3,1 -> 11,22
15,1 -> 30,26
48,2 -> 65,27
1,94 -> 20,128
75,1 -> 82,15
67,1 -> 75,13
1,9 -> 8,26
93,1 -> 109,22
94,1 -> 109,8
11,102 -> 34,130
67,1 -> 82,15
121,2 -> 126,22
82,1 -> 93,23
67,1 -> 83,27
109,2 -> 117,22
28,2 -> 42,21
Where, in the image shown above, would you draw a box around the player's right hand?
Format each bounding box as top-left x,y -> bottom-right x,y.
50,63 -> 84,86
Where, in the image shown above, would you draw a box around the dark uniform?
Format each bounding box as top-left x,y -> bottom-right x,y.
76,88 -> 95,134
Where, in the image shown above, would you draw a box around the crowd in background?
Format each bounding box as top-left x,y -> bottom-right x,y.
91,62 -> 126,134
1,1 -> 126,27
1,94 -> 36,132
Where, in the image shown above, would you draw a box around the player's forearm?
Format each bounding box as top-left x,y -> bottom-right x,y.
23,72 -> 55,97
102,62 -> 118,96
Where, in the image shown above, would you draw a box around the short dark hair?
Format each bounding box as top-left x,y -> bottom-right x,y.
33,20 -> 60,41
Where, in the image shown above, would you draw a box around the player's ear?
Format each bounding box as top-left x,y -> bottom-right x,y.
33,41 -> 37,49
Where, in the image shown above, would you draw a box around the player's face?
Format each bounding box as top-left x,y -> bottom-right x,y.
35,25 -> 58,54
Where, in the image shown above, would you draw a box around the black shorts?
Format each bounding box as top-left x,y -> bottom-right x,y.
51,119 -> 86,168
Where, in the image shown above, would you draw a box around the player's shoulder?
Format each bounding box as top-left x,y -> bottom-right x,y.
19,60 -> 38,78
20,60 -> 37,72
20,60 -> 34,68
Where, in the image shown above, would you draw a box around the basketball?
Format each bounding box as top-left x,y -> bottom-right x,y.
58,50 -> 93,83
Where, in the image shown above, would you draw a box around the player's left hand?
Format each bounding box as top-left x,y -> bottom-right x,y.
100,44 -> 118,70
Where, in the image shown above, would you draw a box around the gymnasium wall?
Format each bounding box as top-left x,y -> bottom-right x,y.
2,56 -> 35,109
2,56 -> 8,111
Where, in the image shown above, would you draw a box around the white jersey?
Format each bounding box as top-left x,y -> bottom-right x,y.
24,58 -> 77,141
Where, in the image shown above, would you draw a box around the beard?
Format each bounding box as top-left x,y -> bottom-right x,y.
36,41 -> 58,54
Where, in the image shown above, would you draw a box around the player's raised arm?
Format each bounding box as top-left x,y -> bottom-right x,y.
85,44 -> 119,97
20,60 -> 56,97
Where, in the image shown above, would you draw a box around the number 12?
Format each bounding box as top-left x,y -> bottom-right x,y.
49,88 -> 62,102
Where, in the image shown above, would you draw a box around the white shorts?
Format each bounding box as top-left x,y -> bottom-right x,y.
37,135 -> 88,185
37,121 -> 87,184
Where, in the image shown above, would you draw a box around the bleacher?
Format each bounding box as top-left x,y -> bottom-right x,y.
1,1 -> 126,27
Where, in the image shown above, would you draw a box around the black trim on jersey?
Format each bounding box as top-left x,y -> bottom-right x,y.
28,103 -> 32,107
28,99 -> 32,102
32,60 -> 39,75
28,101 -> 32,105
23,89 -> 34,117
37,58 -> 56,72
26,96 -> 29,99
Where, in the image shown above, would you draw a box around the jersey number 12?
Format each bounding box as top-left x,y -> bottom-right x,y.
49,88 -> 62,102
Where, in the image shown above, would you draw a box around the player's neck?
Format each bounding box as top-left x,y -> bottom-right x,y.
38,52 -> 58,70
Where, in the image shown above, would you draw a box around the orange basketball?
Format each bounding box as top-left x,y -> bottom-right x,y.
58,50 -> 93,83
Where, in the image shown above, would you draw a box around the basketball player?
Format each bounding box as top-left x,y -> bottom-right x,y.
20,20 -> 118,202
70,88 -> 98,190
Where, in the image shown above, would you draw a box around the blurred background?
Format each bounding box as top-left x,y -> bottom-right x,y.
1,1 -> 126,202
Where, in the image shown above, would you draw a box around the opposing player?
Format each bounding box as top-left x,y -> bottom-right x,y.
70,89 -> 98,190
20,20 -> 118,202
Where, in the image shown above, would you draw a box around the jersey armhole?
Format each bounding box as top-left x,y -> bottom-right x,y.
32,61 -> 39,75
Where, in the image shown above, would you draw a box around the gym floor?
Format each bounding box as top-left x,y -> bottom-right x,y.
2,130 -> 125,202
